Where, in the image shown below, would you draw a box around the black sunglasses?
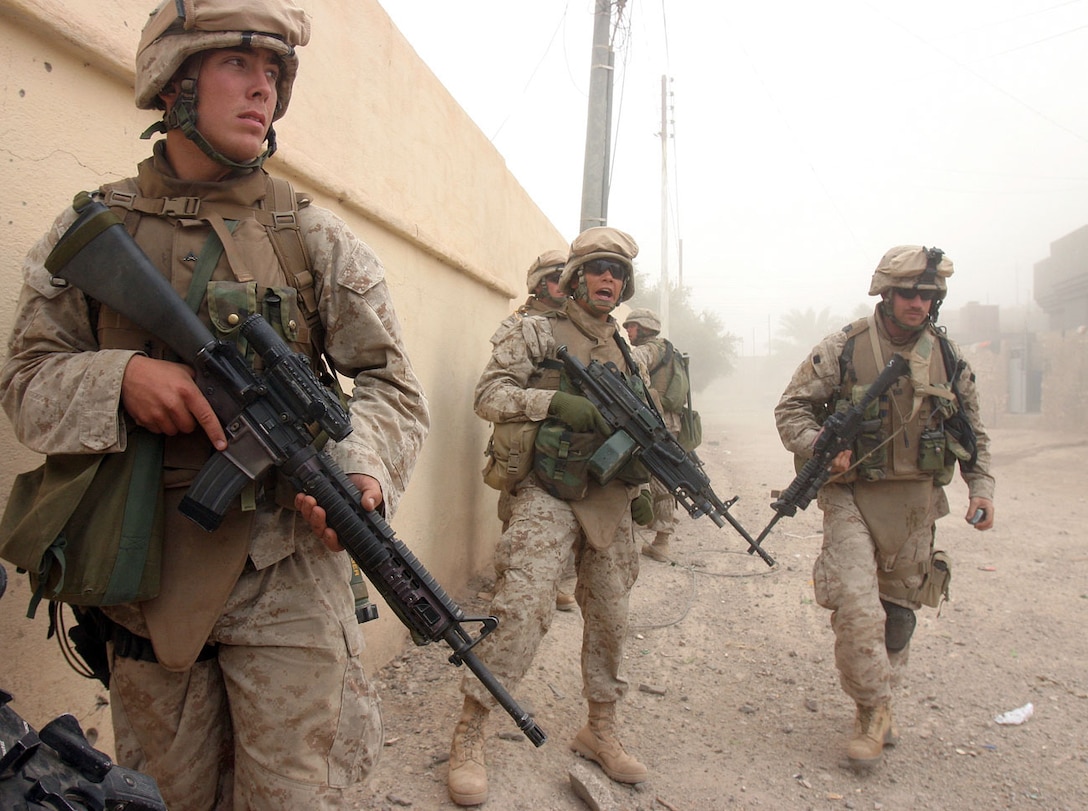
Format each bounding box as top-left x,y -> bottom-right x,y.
543,272 -> 562,285
583,259 -> 629,281
893,287 -> 938,302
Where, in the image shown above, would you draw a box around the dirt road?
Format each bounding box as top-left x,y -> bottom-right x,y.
3,410 -> 1087,811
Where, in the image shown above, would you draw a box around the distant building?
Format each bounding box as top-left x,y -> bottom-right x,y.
1034,224 -> 1088,331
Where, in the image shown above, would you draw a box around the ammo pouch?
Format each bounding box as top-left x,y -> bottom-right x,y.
843,385 -> 885,481
0,428 -> 165,618
482,421 -> 541,492
533,420 -> 602,501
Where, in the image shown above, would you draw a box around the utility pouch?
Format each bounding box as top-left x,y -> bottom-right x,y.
533,420 -> 602,501
482,421 -> 540,492
917,550 -> 952,608
918,429 -> 947,472
679,407 -> 702,451
0,428 -> 165,618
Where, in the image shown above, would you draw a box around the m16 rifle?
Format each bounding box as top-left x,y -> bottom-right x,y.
44,195 -> 545,747
753,353 -> 909,547
555,347 -> 775,567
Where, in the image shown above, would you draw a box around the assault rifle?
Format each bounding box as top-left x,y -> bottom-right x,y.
753,353 -> 909,547
555,347 -> 775,567
44,196 -> 545,747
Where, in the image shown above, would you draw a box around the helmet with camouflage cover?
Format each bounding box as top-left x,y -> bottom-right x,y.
135,0 -> 311,169
869,245 -> 953,297
623,307 -> 661,334
559,226 -> 639,304
526,249 -> 567,294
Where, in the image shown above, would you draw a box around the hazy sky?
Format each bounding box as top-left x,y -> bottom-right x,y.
378,1 -> 1088,353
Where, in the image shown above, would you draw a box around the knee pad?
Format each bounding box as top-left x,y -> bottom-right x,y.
881,599 -> 916,652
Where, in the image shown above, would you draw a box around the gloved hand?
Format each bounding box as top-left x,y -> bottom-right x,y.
548,391 -> 612,435
631,490 -> 654,526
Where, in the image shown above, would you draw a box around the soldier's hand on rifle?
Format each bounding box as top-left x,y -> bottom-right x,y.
296,474 -> 383,552
828,448 -> 852,475
121,355 -> 227,450
548,390 -> 612,435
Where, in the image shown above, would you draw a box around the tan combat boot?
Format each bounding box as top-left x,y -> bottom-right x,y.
641,532 -> 671,562
555,591 -> 577,611
847,703 -> 898,772
570,701 -> 648,783
448,696 -> 490,806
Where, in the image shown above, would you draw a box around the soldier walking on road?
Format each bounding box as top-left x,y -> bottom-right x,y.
447,227 -> 654,805
774,245 -> 994,772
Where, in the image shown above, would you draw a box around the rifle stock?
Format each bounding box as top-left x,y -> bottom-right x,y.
555,346 -> 775,567
46,195 -> 546,747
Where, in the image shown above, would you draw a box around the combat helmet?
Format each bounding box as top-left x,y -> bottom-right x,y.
623,307 -> 661,334
559,226 -> 639,304
135,0 -> 311,169
870,245 -> 954,326
526,249 -> 568,294
869,245 -> 953,296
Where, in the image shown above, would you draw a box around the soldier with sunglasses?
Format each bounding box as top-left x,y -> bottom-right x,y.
447,227 -> 654,805
774,245 -> 995,773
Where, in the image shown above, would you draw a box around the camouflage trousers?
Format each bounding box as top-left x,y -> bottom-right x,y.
108,527 -> 382,811
813,483 -> 934,708
463,478 -> 639,708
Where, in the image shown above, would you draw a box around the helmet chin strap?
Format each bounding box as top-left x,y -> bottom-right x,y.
140,64 -> 276,171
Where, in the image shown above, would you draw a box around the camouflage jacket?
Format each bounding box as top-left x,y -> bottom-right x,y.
1,153 -> 429,518
774,307 -> 994,500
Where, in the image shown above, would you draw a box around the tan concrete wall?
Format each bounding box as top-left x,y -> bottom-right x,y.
0,0 -> 565,730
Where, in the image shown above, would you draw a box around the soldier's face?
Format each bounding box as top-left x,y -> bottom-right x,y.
891,287 -> 934,328
193,46 -> 280,163
575,260 -> 627,318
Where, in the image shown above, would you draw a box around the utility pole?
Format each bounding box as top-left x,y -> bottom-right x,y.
658,74 -> 671,336
579,0 -> 615,234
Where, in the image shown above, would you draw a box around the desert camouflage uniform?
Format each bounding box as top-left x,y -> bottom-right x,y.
775,307 -> 993,708
491,295 -> 566,528
1,146 -> 429,810
462,299 -> 648,708
631,336 -> 683,540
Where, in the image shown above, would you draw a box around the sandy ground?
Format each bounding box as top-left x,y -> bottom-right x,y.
3,409 -> 1087,811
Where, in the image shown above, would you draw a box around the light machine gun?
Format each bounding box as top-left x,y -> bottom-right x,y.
555,347 -> 776,567
753,353 -> 910,548
44,196 -> 545,747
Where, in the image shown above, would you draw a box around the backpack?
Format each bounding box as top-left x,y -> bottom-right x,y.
649,340 -> 691,413
649,341 -> 701,450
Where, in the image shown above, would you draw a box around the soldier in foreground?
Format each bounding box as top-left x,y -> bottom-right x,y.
774,246 -> 994,772
448,227 -> 654,805
1,1 -> 428,807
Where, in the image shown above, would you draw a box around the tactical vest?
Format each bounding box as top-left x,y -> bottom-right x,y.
94,153 -> 322,477
528,310 -> 630,393
835,316 -> 960,484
